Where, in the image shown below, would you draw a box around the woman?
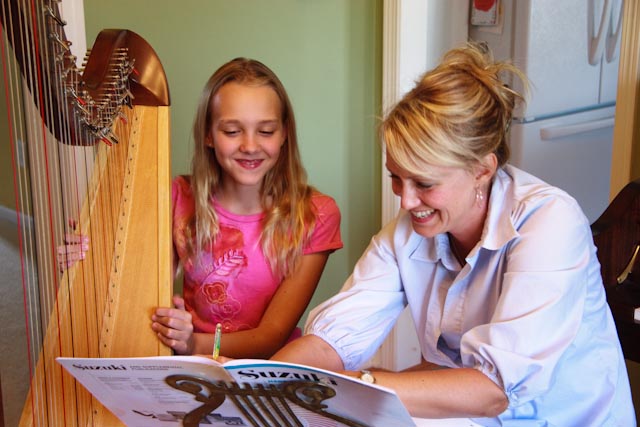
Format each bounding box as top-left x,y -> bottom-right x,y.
272,44 -> 635,426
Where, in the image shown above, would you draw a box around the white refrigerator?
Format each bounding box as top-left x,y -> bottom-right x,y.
470,0 -> 623,222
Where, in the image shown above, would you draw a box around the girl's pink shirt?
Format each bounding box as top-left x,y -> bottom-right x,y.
171,176 -> 343,334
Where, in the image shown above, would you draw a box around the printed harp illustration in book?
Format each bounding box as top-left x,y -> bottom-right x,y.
57,356 -> 417,427
0,0 -> 172,425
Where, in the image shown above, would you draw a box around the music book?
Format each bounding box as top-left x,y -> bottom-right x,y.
56,355 -> 416,427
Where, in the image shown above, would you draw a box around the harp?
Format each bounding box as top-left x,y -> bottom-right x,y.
1,0 -> 172,426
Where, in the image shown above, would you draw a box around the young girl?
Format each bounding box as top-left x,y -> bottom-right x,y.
150,58 -> 343,358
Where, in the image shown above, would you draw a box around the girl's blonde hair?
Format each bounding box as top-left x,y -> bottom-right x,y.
189,58 -> 315,277
381,43 -> 527,175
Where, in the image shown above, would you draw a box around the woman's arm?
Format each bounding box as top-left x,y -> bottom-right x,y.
271,334 -> 345,370
273,335 -> 507,419
369,367 -> 508,419
273,334 -> 507,418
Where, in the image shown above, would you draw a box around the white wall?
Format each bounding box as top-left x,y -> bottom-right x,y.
374,0 -> 469,371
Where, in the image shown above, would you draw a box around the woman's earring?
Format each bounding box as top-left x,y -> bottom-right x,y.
475,187 -> 484,206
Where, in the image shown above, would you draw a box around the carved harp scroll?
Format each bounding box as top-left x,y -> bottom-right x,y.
1,0 -> 172,426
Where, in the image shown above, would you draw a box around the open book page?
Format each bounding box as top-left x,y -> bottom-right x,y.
219,358 -> 415,426
57,355 -> 415,427
56,356 -> 234,426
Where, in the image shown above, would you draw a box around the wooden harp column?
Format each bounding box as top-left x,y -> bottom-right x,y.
1,1 -> 172,426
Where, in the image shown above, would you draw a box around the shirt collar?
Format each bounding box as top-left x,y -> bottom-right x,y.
480,166 -> 519,251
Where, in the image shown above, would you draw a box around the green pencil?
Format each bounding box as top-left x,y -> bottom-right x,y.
213,323 -> 222,359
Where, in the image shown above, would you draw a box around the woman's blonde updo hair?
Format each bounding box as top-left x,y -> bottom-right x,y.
381,43 -> 527,175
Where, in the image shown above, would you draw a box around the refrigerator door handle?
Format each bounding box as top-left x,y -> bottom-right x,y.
539,117 -> 615,140
605,0 -> 623,62
589,0 -> 612,65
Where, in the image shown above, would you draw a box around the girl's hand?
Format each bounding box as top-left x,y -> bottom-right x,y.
57,232 -> 89,272
151,295 -> 194,354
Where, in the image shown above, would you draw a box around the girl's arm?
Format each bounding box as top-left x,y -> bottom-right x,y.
189,251 -> 331,358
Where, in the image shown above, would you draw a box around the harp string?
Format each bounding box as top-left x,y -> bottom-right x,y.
2,0 -> 127,424
1,1 -> 47,420
0,4 -> 40,425
32,3 -> 68,423
3,1 -> 41,423
8,1 -> 59,424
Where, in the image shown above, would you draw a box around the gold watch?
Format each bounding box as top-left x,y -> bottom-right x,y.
359,369 -> 375,384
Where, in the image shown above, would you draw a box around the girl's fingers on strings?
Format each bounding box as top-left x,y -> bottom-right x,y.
63,232 -> 89,245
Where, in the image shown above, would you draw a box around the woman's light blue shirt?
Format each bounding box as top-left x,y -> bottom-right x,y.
306,166 -> 635,426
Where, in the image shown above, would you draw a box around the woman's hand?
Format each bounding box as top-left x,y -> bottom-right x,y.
151,295 -> 195,355
57,232 -> 89,272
